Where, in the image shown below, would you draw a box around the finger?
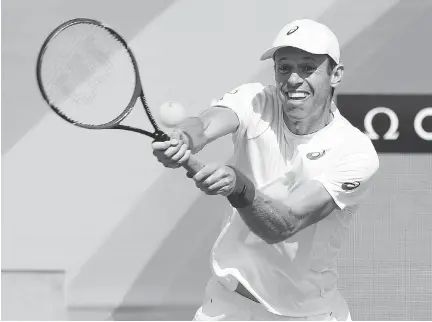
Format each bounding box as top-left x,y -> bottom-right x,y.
197,184 -> 220,195
171,144 -> 189,162
200,188 -> 219,195
152,141 -> 171,150
201,182 -> 230,196
170,129 -> 181,141
164,143 -> 183,158
207,178 -> 229,192
201,168 -> 227,188
170,129 -> 190,147
178,149 -> 191,164
218,188 -> 232,197
170,138 -> 180,146
193,163 -> 219,182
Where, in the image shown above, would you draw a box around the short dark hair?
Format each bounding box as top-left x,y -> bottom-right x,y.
327,56 -> 338,97
327,56 -> 337,75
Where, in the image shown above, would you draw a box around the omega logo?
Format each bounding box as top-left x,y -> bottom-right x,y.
364,106 -> 432,141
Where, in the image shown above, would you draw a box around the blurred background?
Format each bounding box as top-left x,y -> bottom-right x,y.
2,0 -> 431,320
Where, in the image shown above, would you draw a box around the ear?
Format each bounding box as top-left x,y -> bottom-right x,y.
331,64 -> 344,89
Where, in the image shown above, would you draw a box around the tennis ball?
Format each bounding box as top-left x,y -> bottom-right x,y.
159,101 -> 186,127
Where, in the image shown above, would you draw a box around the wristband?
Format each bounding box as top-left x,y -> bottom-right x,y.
227,166 -> 256,208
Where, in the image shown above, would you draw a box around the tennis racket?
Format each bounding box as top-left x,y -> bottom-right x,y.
36,18 -> 204,175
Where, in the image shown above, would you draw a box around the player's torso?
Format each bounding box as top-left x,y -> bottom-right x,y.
214,87 -> 357,315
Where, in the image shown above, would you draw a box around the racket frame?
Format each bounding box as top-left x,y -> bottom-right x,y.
36,18 -> 166,140
37,18 -> 204,174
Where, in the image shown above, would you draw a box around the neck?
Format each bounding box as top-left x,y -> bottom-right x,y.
284,100 -> 334,136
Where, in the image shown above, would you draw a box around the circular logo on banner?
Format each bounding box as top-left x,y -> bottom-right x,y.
414,107 -> 432,141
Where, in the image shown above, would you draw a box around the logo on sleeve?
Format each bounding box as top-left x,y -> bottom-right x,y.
342,181 -> 360,191
306,150 -> 326,160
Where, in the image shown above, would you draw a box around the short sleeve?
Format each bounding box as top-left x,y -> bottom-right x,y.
211,83 -> 266,145
315,137 -> 380,210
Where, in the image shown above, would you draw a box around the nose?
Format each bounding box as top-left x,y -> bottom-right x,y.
287,72 -> 303,86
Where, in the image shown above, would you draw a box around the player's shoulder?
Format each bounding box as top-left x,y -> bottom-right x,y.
228,82 -> 270,98
330,109 -> 378,158
323,121 -> 380,175
219,83 -> 277,111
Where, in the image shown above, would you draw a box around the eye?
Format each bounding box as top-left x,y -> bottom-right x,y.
277,65 -> 292,74
301,65 -> 316,73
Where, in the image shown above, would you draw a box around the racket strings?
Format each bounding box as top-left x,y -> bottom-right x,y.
44,28 -> 108,102
40,23 -> 137,127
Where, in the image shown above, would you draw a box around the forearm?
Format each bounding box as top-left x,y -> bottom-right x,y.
237,191 -> 302,244
227,167 -> 303,244
176,107 -> 238,154
198,107 -> 239,145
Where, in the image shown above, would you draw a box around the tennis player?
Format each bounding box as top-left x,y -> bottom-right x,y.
152,19 -> 379,321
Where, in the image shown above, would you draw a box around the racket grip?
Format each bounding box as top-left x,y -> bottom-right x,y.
182,155 -> 205,176
153,130 -> 204,175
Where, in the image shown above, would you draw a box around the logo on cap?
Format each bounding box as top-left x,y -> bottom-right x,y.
219,89 -> 239,100
286,26 -> 299,35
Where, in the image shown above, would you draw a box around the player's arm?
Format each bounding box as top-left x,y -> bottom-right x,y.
190,164 -> 339,243
232,175 -> 336,244
190,106 -> 240,150
151,106 -> 239,168
152,83 -> 264,168
192,83 -> 265,148
229,143 -> 379,244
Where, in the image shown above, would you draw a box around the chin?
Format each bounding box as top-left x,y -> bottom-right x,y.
283,103 -> 305,115
283,109 -> 306,122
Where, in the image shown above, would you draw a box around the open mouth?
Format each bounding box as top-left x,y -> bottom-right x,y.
285,91 -> 310,101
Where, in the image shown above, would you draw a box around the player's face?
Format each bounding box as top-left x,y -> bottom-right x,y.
274,47 -> 334,121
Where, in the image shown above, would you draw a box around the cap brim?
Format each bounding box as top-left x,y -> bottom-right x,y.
260,44 -> 327,61
260,44 -> 339,63
260,46 -> 284,61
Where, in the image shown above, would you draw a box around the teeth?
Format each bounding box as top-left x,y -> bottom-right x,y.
288,92 -> 308,99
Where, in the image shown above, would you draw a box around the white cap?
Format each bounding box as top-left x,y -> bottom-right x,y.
260,19 -> 340,64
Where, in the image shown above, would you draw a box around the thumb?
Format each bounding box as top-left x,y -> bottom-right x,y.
170,129 -> 181,140
169,129 -> 184,145
171,128 -> 191,147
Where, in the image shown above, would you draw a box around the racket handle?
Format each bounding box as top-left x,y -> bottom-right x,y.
182,155 -> 205,176
153,130 -> 204,175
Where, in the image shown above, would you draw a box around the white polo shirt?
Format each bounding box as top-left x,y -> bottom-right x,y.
210,83 -> 379,317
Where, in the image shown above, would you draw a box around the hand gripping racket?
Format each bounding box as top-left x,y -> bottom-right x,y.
36,18 -> 204,175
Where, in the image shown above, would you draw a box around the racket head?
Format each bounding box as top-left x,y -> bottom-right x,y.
36,18 -> 142,129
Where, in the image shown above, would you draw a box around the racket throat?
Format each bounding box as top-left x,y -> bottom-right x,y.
153,130 -> 170,142
113,125 -> 156,138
